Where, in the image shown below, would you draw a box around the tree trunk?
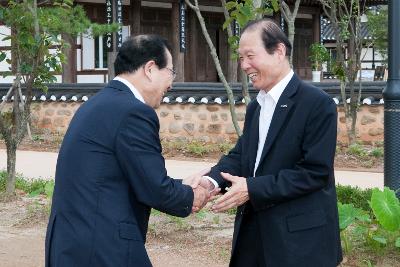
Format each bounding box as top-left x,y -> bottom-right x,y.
287,20 -> 295,67
281,0 -> 300,67
5,143 -> 17,195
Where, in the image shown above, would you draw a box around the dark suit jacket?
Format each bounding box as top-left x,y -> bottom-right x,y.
210,74 -> 342,267
45,80 -> 194,267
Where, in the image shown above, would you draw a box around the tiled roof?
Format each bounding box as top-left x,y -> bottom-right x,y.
0,81 -> 386,105
283,0 -> 387,6
322,20 -> 372,41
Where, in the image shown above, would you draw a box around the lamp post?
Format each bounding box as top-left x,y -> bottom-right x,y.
383,0 -> 400,197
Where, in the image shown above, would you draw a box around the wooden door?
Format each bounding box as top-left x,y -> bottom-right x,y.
141,8 -> 172,42
293,18 -> 313,80
185,11 -> 228,82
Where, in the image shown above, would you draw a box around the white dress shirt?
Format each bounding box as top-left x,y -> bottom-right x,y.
113,76 -> 145,104
253,70 -> 294,175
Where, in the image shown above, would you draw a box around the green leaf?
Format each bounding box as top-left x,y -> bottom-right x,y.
371,235 -> 387,245
2,72 -> 10,78
222,18 -> 233,30
355,212 -> 371,223
240,5 -> 252,18
2,36 -> 11,42
28,188 -> 42,197
370,187 -> 400,231
44,181 -> 54,198
395,237 -> 400,248
228,35 -> 239,45
353,225 -> 368,236
338,203 -> 355,230
271,0 -> 280,12
338,202 -> 368,230
225,1 -> 237,11
0,52 -> 6,62
235,13 -> 247,28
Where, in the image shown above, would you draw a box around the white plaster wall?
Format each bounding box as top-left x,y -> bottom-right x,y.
77,75 -> 105,83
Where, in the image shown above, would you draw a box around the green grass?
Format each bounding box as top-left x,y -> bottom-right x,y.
0,170 -> 54,198
347,143 -> 368,158
187,141 -> 210,156
161,140 -> 235,158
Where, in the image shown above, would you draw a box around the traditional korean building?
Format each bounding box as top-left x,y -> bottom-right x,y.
0,0 -> 388,83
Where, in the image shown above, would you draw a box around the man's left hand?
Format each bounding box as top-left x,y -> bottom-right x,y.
211,172 -> 249,212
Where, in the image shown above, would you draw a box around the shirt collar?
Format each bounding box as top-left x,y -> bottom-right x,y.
113,76 -> 145,104
257,70 -> 294,105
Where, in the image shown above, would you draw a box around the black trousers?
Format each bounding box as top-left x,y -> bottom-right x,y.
230,209 -> 266,267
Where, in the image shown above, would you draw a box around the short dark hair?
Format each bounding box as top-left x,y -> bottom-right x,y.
114,34 -> 172,76
242,18 -> 292,57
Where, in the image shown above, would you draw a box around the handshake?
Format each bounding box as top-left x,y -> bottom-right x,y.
182,168 -> 219,212
183,168 -> 250,213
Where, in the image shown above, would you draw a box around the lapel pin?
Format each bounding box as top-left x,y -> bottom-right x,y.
280,104 -> 287,108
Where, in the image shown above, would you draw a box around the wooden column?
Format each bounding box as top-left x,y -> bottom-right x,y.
227,45 -> 238,82
312,14 -> 320,43
107,0 -> 118,80
61,34 -> 77,83
187,9 -> 197,81
130,0 -> 141,36
171,1 -> 184,82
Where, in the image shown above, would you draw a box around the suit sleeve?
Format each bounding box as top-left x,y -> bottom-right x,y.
115,105 -> 193,217
208,101 -> 258,190
247,95 -> 338,211
208,136 -> 244,190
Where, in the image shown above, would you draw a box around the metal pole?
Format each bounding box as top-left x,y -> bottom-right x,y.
383,0 -> 400,197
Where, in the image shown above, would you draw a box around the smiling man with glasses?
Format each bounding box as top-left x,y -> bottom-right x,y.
45,34 -> 216,267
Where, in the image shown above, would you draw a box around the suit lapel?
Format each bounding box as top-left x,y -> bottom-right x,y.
256,75 -> 300,173
249,105 -> 261,175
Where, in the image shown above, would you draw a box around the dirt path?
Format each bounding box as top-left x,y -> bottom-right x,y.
0,226 -> 231,267
1,195 -> 400,267
0,197 -> 232,267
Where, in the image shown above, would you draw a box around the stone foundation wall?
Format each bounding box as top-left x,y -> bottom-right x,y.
9,102 -> 383,143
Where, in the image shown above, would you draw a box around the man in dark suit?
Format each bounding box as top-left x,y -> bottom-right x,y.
205,19 -> 342,266
45,35 -> 211,267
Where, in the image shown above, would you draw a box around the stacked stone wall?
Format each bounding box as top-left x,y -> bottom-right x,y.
5,102 -> 384,143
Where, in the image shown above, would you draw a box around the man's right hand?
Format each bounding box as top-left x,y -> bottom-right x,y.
192,186 -> 210,213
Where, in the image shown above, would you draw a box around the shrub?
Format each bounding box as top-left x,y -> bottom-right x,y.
336,185 -> 373,213
347,143 -> 368,158
218,142 -> 234,155
186,141 -> 211,156
370,147 -> 384,158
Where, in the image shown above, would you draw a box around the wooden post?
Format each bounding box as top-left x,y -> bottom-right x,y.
62,34 -> 77,83
107,0 -> 118,80
188,9 -> 197,81
172,0 -> 185,81
226,32 -> 238,82
130,0 -> 141,36
312,14 -> 320,43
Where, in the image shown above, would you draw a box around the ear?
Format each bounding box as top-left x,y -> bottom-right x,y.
144,60 -> 156,80
276,43 -> 287,59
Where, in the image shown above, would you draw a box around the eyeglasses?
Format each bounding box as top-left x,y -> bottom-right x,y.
166,67 -> 177,80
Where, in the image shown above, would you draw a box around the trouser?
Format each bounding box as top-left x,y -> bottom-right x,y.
230,209 -> 266,267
